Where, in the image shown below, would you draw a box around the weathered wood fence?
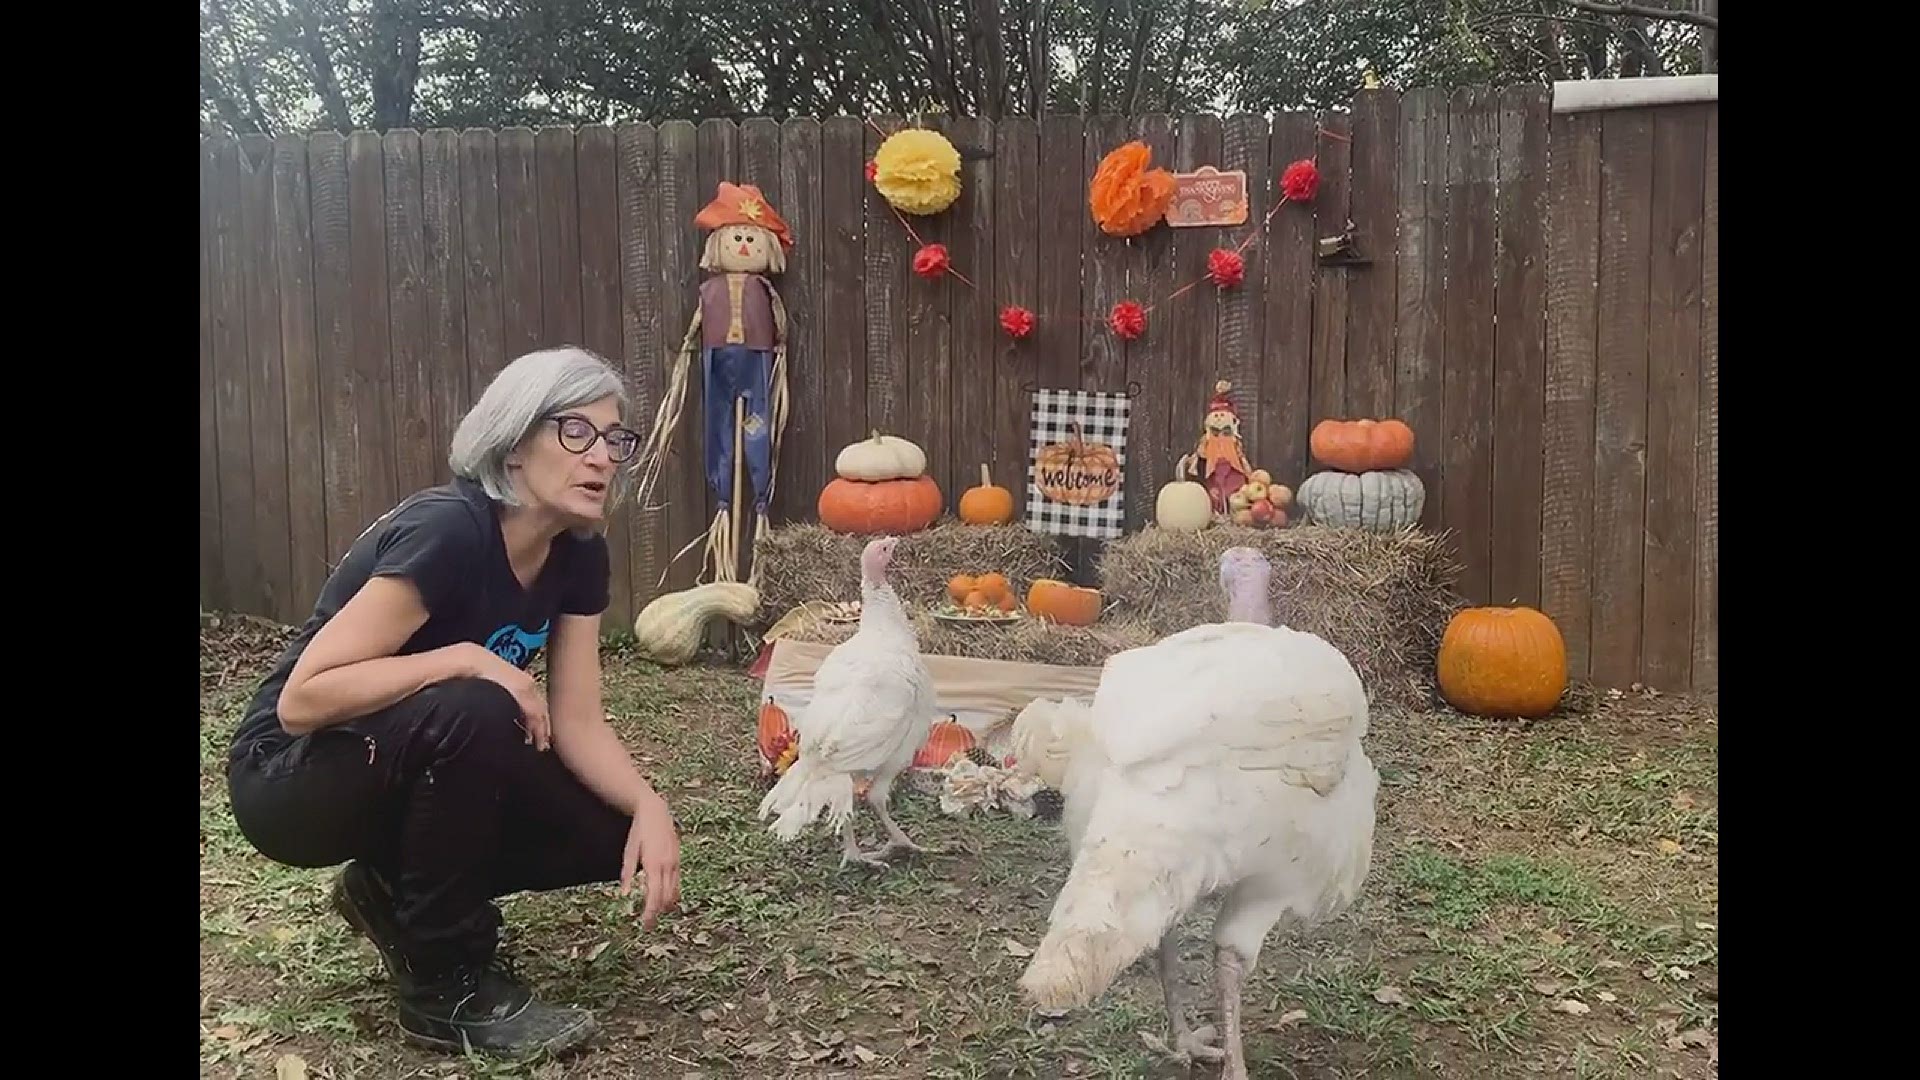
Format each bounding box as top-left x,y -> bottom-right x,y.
198,87 -> 1718,692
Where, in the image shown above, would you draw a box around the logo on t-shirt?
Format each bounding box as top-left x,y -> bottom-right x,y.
485,620 -> 551,667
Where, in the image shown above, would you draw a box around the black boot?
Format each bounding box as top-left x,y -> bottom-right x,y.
395,956 -> 599,1058
332,862 -> 597,1058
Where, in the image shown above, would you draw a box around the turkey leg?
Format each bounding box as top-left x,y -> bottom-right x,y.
1140,932 -> 1224,1064
862,775 -> 930,860
1216,946 -> 1251,1080
839,818 -> 889,871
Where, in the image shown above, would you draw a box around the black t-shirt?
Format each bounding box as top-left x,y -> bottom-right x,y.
229,478 -> 611,767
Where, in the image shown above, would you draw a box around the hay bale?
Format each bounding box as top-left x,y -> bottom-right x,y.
1097,525 -> 1465,707
753,522 -> 1069,621
782,607 -> 1160,668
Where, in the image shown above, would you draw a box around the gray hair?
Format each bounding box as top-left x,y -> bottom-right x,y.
449,346 -> 632,517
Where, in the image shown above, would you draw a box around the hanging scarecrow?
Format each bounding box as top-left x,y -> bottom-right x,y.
1177,380 -> 1253,518
633,181 -> 792,587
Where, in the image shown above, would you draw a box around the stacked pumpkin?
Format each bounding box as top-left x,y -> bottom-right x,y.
1295,419 -> 1426,533
818,432 -> 943,535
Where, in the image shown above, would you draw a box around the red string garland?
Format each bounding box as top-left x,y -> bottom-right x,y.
1207,248 -> 1246,289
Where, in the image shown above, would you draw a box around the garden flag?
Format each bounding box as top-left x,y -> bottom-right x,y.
1026,388 -> 1130,539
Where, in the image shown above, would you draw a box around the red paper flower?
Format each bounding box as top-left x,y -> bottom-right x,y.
999,305 -> 1036,340
1281,158 -> 1320,203
864,159 -> 878,182
1208,248 -> 1246,289
912,243 -> 950,279
1109,300 -> 1148,340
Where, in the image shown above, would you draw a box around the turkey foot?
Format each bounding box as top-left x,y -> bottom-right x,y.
838,821 -> 891,871
1215,946 -> 1251,1080
1140,1025 -> 1225,1065
1141,933 -> 1227,1064
870,789 -> 938,858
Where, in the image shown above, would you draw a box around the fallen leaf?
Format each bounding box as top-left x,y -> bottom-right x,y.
1531,979 -> 1567,996
211,1025 -> 242,1041
275,1055 -> 308,1080
1668,966 -> 1693,980
1671,791 -> 1695,810
692,932 -> 712,946
1666,1028 -> 1712,1051
1570,823 -> 1591,841
1003,938 -> 1034,958
1373,986 -> 1410,1007
1597,991 -> 1618,1003
852,1044 -> 879,1064
1276,1008 -> 1309,1027
1552,998 -> 1592,1016
585,941 -> 611,963
698,1008 -> 722,1023
633,1020 -> 655,1038
789,1050 -> 813,1062
1656,839 -> 1683,856
1540,930 -> 1566,947
741,1041 -> 777,1057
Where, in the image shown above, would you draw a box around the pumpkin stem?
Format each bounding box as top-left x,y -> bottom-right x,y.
978,462 -> 992,487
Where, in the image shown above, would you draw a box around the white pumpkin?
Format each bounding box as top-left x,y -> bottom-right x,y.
632,582 -> 761,665
1155,480 -> 1213,532
835,431 -> 927,481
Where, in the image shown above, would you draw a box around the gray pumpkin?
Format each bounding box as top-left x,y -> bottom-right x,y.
1296,469 -> 1426,532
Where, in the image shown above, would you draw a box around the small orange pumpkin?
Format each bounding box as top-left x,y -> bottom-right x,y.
1436,606 -> 1568,719
975,572 -> 1010,602
914,718 -> 978,769
958,463 -> 1017,525
756,698 -> 797,770
1026,579 -> 1102,627
817,475 -> 943,534
1310,418 -> 1415,473
948,574 -> 978,604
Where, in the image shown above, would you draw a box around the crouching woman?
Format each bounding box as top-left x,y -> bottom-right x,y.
225,347 -> 681,1059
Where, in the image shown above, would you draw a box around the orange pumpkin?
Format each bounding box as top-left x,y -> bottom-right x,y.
963,589 -> 992,611
948,574 -> 978,604
1027,579 -> 1102,627
975,572 -> 1010,602
913,718 -> 978,769
1436,606 -> 1569,719
756,698 -> 796,768
958,463 -> 1017,525
1310,418 -> 1416,473
817,475 -> 942,534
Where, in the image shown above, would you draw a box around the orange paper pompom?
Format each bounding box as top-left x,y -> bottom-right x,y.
1089,141 -> 1175,237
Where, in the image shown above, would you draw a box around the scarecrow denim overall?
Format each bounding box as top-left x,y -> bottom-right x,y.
702,344 -> 774,514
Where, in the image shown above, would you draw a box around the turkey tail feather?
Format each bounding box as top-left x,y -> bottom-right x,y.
756,754 -> 855,841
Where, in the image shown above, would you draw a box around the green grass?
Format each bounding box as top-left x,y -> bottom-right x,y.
199,623 -> 1719,1079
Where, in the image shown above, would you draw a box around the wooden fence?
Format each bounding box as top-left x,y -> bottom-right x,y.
198,87 -> 1717,693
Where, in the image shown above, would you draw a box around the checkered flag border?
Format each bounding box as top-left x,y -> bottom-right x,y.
1025,388 -> 1131,540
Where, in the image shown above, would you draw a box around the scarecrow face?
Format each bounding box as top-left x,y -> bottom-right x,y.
712,225 -> 777,273
1205,408 -> 1238,434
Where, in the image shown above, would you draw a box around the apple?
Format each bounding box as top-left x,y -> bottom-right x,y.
1229,491 -> 1252,511
1272,508 -> 1289,528
1244,481 -> 1269,504
1231,508 -> 1255,526
1251,468 -> 1272,486
1250,499 -> 1276,525
1268,484 -> 1292,508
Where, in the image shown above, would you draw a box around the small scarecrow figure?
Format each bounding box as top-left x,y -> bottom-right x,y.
633,182 -> 793,586
1177,380 -> 1253,519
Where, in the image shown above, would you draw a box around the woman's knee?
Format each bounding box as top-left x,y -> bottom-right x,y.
414,677 -> 528,758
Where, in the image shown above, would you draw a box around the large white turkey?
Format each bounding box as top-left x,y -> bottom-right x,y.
1010,546 -> 1378,1080
757,535 -> 937,870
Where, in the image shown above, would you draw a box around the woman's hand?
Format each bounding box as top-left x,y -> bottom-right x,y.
458,643 -> 552,750
620,795 -> 682,931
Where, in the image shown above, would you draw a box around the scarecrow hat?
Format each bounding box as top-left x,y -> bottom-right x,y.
694,182 -> 793,249
1208,380 -> 1239,417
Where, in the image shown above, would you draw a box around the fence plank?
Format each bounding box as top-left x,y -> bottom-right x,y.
993,118 -> 1040,493
459,131 -> 506,390
1641,105 -> 1709,691
1035,115 -> 1084,402
1080,116 -> 1127,398
347,132 -> 399,528
738,117 -> 787,532
421,130 -> 468,484
904,118 -> 954,504
1169,115 -> 1223,485
1440,87 -> 1499,603
1590,108 -> 1655,689
1308,107 -> 1352,430
819,118 -> 869,479
1491,86 -> 1549,608
1263,112 -> 1318,489
308,133 -> 358,560
207,138 -> 260,613
1541,112 -> 1603,678
616,123 -> 668,603
578,124 -> 631,631
1217,114 -> 1269,464
238,135 -> 294,622
948,115 -> 997,509
1345,90 -> 1399,419
199,143 -> 223,610
1125,114 -> 1177,539
696,119 -> 739,562
537,126 -> 583,346
776,119 -> 826,527
1393,88 -> 1448,527
273,134 -> 328,617
1692,107 -> 1718,693
384,130 -> 435,500
863,119 -> 908,437
497,128 -> 543,358
655,120 -> 704,592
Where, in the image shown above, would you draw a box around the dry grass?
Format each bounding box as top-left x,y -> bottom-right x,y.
752,523 -> 1069,621
781,608 -> 1160,668
1098,525 -> 1465,707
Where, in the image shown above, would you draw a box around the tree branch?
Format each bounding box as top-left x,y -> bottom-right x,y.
1559,0 -> 1718,30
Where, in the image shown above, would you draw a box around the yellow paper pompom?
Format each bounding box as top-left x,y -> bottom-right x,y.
872,128 -> 962,215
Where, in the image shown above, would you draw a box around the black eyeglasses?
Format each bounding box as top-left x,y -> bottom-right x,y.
546,415 -> 640,463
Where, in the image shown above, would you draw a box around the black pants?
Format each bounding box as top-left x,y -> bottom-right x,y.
227,678 -> 629,975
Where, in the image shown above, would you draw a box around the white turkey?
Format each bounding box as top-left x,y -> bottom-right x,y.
757,535 -> 937,870
1010,546 -> 1378,1080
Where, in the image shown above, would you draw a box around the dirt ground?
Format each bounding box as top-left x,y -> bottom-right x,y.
199,614 -> 1718,1079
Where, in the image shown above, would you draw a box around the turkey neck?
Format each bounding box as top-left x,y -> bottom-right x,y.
858,576 -> 914,637
1226,585 -> 1270,626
